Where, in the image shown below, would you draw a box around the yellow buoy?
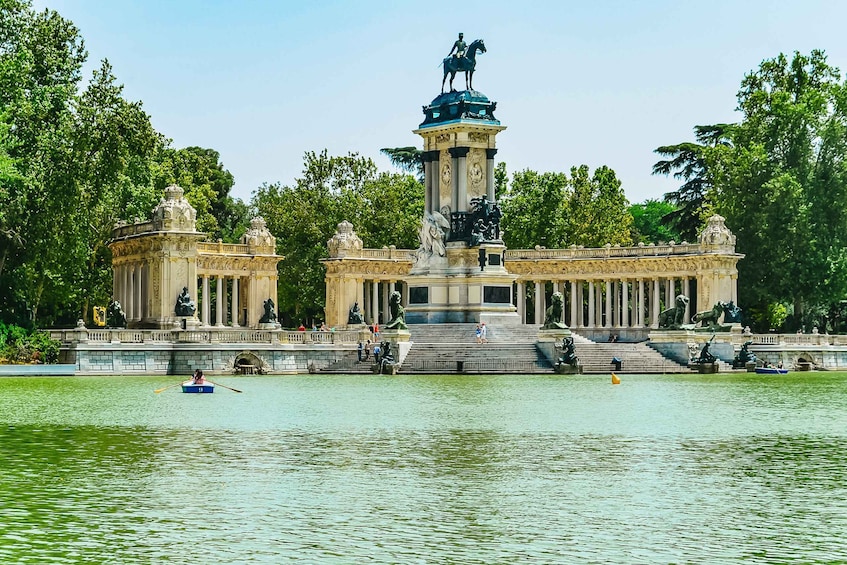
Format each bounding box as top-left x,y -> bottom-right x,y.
611,372 -> 621,385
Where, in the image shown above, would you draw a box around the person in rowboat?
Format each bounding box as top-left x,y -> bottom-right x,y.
192,369 -> 205,384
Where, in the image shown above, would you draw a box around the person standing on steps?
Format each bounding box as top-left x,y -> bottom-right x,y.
480,322 -> 488,344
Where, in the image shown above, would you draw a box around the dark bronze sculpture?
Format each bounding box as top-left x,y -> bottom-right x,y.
259,298 -> 277,324
348,302 -> 365,325
174,287 -> 196,317
658,295 -> 690,329
542,292 -> 567,330
558,337 -> 579,366
442,38 -> 486,93
722,301 -> 743,324
732,340 -> 758,369
693,335 -> 717,364
384,291 -> 407,330
692,302 -> 725,329
107,299 -> 127,328
374,340 -> 398,374
459,194 -> 502,246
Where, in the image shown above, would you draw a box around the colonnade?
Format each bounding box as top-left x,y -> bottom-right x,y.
197,274 -> 247,327
113,263 -> 148,323
354,280 -> 407,325
514,276 -> 719,329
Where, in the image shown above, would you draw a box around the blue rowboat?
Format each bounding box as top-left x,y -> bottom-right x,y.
181,380 -> 215,393
755,367 -> 789,374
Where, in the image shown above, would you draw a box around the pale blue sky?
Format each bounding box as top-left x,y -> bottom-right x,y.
35,0 -> 847,204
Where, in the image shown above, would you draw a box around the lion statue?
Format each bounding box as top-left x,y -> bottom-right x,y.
542,292 -> 567,330
384,290 -> 407,330
658,294 -> 690,329
692,301 -> 725,328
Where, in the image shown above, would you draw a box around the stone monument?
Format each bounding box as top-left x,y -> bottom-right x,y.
405,37 -> 518,325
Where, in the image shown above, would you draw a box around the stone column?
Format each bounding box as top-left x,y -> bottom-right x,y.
231,277 -> 240,327
621,279 -> 629,328
587,281 -> 595,328
486,148 -> 498,202
652,278 -> 661,328
127,266 -> 135,323
371,281 -> 379,325
202,276 -> 210,326
637,278 -> 645,328
570,280 -> 579,328
605,280 -> 613,328
731,274 -> 738,303
216,276 -> 224,327
113,264 -> 120,304
665,278 -> 673,307
517,281 -> 526,324
683,277 -> 691,323
428,150 -> 440,213
423,151 -> 433,214
449,147 -> 470,212
534,281 -> 543,325
382,281 -> 390,324
135,266 -> 143,322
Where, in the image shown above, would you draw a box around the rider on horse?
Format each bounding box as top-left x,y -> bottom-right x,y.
449,33 -> 467,60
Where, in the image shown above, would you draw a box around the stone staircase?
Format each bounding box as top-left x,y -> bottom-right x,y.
402,323 -> 552,373
566,333 -> 692,374
320,323 -> 695,374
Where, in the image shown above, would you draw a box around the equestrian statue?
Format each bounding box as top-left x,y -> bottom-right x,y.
442,37 -> 487,93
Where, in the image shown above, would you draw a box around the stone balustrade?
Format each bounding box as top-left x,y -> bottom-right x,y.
49,328 -> 362,345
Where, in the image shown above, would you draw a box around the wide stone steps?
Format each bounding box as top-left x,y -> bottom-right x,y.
320,323 -> 696,374
566,341 -> 692,374
402,342 -> 549,374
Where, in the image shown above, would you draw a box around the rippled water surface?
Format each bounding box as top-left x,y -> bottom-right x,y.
1,373 -> 847,563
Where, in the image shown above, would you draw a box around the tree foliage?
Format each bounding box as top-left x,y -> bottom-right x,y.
629,199 -> 681,243
655,50 -> 847,330
0,1 -> 249,327
253,151 -> 423,325
380,146 -> 423,181
499,165 -> 634,249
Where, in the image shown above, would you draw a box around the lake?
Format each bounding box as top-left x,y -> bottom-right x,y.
1,372 -> 846,564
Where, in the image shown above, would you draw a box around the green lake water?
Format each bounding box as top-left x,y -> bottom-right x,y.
1,372 -> 846,564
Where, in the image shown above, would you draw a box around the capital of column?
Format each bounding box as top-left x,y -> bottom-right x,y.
448,146 -> 471,158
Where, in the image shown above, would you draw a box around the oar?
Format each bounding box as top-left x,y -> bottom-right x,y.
154,381 -> 184,394
206,379 -> 242,393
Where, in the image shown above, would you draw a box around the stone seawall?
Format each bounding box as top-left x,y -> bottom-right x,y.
61,342 -> 356,375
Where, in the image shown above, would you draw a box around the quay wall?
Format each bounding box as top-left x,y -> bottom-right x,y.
50,328 -> 364,375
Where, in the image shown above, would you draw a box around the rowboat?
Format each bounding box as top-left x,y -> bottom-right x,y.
755,367 -> 789,374
181,380 -> 215,393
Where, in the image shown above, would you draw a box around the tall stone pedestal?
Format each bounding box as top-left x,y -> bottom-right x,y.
405,242 -> 518,324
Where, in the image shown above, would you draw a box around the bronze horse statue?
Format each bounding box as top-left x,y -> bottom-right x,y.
442,39 -> 486,93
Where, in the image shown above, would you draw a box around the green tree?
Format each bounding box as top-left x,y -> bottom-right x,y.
629,199 -> 681,243
0,5 -> 87,324
68,59 -> 161,322
652,124 -> 733,242
710,50 -> 847,322
499,169 -> 569,249
380,146 -> 423,181
153,146 -> 244,240
500,165 -> 634,249
253,150 -> 423,325
565,165 -> 633,247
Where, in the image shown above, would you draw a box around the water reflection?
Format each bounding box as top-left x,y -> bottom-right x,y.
0,374 -> 846,563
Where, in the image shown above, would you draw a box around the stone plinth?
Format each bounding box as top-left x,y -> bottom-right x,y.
405,242 -> 518,324
690,362 -> 719,374
536,328 -> 572,367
